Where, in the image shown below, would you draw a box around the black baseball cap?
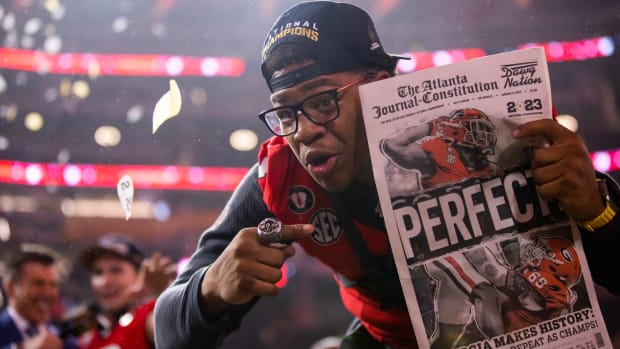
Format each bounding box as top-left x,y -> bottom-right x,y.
80,233 -> 146,270
261,1 -> 409,92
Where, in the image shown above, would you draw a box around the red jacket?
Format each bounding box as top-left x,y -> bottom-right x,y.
257,137 -> 416,349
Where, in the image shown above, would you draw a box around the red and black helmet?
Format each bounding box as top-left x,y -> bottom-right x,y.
435,108 -> 497,155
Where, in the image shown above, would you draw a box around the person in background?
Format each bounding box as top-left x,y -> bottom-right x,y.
0,248 -> 68,349
74,233 -> 176,349
154,2 -> 620,348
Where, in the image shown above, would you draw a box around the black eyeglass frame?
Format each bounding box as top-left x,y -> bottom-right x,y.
258,74 -> 375,137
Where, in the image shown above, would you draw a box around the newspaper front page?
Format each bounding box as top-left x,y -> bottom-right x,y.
359,47 -> 612,349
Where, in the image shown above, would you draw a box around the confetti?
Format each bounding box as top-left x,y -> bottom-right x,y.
152,79 -> 182,134
117,174 -> 134,220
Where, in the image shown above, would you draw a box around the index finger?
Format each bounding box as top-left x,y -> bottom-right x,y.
512,119 -> 572,143
279,223 -> 314,242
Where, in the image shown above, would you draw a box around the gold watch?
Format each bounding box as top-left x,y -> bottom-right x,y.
577,179 -> 618,232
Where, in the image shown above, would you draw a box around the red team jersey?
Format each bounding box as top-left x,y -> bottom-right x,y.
78,300 -> 155,349
257,137 -> 417,349
418,119 -> 494,188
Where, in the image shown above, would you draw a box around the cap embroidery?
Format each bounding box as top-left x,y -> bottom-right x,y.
262,20 -> 319,61
368,26 -> 380,51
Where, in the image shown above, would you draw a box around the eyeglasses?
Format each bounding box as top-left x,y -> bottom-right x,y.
258,74 -> 374,137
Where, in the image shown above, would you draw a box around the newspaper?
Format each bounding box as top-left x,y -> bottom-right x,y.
359,47 -> 612,349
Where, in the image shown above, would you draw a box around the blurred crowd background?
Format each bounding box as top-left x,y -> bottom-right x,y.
1,0 -> 620,348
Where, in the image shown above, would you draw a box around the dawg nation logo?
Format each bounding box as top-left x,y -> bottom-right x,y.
500,60 -> 543,88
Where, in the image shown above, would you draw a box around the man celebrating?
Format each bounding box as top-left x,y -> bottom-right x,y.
155,2 -> 620,348
0,248 -> 66,349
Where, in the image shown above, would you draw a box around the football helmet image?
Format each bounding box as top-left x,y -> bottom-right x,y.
518,267 -> 573,313
520,236 -> 582,287
434,108 -> 497,155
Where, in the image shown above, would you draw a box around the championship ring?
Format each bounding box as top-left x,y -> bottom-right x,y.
257,217 -> 283,246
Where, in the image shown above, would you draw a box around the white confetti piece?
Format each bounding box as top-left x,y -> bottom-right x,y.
117,174 -> 134,220
152,79 -> 182,134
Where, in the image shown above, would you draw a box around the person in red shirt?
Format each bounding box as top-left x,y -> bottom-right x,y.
75,234 -> 175,349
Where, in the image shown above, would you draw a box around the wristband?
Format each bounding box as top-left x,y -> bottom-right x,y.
577,179 -> 618,232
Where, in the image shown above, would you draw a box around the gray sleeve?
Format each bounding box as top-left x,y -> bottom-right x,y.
154,164 -> 271,349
